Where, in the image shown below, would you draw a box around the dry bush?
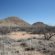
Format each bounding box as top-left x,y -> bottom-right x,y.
17,39 -> 24,42
32,37 -> 37,39
24,47 -> 35,51
0,27 -> 11,34
20,42 -> 28,47
44,32 -> 55,40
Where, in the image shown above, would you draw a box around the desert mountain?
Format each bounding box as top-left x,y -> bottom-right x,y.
31,22 -> 55,34
32,22 -> 48,28
0,17 -> 55,34
0,16 -> 31,27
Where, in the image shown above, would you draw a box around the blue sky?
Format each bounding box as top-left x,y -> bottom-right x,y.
0,0 -> 55,25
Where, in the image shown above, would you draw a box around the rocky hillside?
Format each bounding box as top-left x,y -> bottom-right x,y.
0,17 -> 55,34
0,16 -> 31,27
31,22 -> 55,34
32,22 -> 48,28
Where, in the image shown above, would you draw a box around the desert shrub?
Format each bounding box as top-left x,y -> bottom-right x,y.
42,48 -> 49,53
32,37 -> 37,39
24,47 -> 35,51
30,28 -> 48,34
17,39 -> 26,42
27,37 -> 36,40
0,27 -> 11,34
15,50 -> 19,53
27,38 -> 32,40
17,40 -> 21,42
38,41 -> 43,45
48,43 -> 55,47
20,42 -> 28,47
50,51 -> 55,55
17,39 -> 24,42
43,32 -> 55,40
42,26 -> 55,40
42,48 -> 46,51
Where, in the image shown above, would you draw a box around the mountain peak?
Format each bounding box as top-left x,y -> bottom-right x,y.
33,22 -> 44,25
32,22 -> 47,28
5,16 -> 20,20
0,16 -> 31,27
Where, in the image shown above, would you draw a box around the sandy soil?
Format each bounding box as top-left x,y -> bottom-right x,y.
7,31 -> 43,40
0,31 -> 55,55
8,32 -> 31,40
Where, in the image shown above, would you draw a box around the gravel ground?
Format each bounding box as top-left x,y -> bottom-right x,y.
0,34 -> 55,55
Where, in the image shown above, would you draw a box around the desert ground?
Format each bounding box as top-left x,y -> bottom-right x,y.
0,31 -> 55,55
7,31 -> 43,40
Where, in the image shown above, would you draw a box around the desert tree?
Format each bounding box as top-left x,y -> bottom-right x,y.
43,32 -> 55,40
43,26 -> 55,40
